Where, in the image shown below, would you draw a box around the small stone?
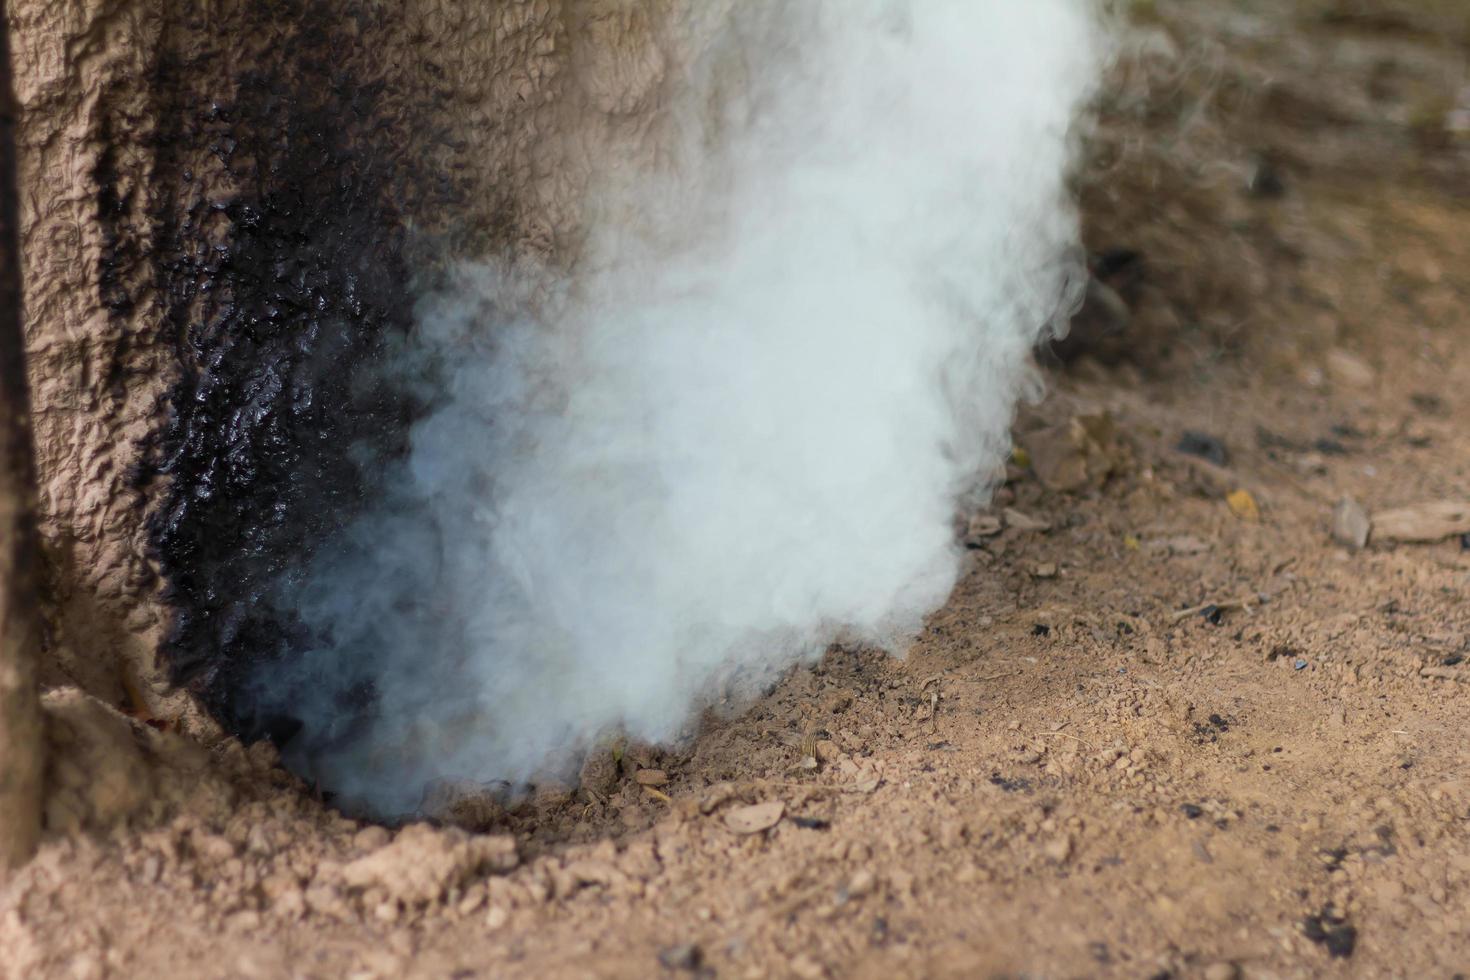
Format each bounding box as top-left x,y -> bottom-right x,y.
1024,414 -> 1122,493
66,954 -> 103,980
1033,563 -> 1058,579
353,826 -> 391,852
356,951 -> 405,978
1331,497 -> 1371,550
1176,431 -> 1230,467
194,833 -> 236,863
1294,659 -> 1308,671
1043,835 -> 1073,863
844,869 -> 877,899
1302,914 -> 1358,958
141,854 -> 161,883
657,944 -> 703,972
1325,348 -> 1376,389
1203,963 -> 1239,980
966,514 -> 1003,542
456,888 -> 486,915
790,953 -> 827,979
1247,153 -> 1286,198
227,910 -> 263,932
1055,274 -> 1133,362
485,905 -> 509,930
246,823 -> 274,857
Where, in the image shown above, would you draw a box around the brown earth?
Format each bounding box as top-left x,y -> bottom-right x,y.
5,2 -> 1470,979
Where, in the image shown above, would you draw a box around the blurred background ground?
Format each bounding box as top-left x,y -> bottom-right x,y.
4,1 -> 1470,977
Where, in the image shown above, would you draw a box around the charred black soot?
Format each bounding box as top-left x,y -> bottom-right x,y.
142,4 -> 427,740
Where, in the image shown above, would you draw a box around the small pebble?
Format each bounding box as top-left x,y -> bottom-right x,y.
657,944 -> 703,972
1042,835 -> 1073,863
844,869 -> 877,899
790,953 -> 827,979
65,954 -> 104,980
1177,431 -> 1230,467
1294,659 -> 1308,671
1204,963 -> 1239,980
1331,497 -> 1371,551
353,826 -> 391,852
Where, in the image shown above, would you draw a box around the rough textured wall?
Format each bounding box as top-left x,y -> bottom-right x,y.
10,0 -> 168,707
10,0 -> 688,728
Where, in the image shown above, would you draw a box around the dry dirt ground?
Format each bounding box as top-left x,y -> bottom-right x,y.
5,2 -> 1470,978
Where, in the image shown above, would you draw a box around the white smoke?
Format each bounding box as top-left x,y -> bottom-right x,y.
260,0 -> 1102,816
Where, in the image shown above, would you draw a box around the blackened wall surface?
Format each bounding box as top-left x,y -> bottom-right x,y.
144,2 -> 423,734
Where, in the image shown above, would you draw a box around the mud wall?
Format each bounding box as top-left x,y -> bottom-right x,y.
10,0 -> 686,727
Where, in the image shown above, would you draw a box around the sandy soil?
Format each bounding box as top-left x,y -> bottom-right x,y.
4,3 -> 1470,978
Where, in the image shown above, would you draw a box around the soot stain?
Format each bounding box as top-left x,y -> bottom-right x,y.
143,4 -> 423,740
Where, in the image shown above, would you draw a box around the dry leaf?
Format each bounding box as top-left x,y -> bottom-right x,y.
1227,489 -> 1260,522
1373,501 -> 1470,544
724,801 -> 784,834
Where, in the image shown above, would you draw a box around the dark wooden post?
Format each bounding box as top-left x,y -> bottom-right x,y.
0,0 -> 46,872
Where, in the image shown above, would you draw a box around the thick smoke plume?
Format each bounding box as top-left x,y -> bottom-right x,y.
256,1 -> 1102,816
